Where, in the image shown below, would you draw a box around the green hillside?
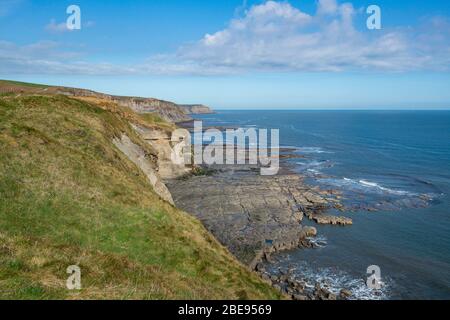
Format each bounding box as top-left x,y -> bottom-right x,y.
0,81 -> 280,300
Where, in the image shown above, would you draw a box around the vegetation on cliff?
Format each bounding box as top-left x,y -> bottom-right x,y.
0,80 -> 279,300
179,104 -> 214,115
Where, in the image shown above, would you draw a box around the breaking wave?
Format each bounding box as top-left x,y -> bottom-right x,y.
296,147 -> 333,154
307,235 -> 328,248
320,177 -> 419,197
273,261 -> 392,300
281,146 -> 333,154
296,160 -> 334,174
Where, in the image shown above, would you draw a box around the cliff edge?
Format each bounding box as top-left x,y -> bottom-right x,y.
179,104 -> 214,115
0,79 -> 279,300
0,80 -> 196,123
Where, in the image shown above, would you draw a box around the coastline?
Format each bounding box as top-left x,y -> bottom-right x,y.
2,80 -> 448,300
165,139 -> 355,300
177,110 -> 450,300
0,81 -> 285,300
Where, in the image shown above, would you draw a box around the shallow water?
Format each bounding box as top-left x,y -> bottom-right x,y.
195,110 -> 450,300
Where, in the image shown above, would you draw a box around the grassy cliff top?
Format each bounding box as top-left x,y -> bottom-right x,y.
0,82 -> 280,300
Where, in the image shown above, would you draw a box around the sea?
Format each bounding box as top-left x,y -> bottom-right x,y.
194,110 -> 450,300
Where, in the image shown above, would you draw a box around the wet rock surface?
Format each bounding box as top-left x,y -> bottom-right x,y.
309,214 -> 353,226
168,167 -> 309,265
166,161 -> 347,266
254,266 -> 352,300
166,151 -> 356,299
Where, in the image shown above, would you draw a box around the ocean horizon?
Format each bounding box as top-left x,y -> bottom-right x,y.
195,109 -> 450,300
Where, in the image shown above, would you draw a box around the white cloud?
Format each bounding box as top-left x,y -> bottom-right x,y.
0,40 -> 110,75
45,19 -> 95,33
317,0 -> 339,15
45,20 -> 71,33
1,0 -> 450,75
169,0 -> 449,73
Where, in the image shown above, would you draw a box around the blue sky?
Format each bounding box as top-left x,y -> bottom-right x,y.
1,0 -> 450,109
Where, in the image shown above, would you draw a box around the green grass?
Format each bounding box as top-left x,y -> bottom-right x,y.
137,112 -> 176,132
0,92 -> 280,300
138,112 -> 165,124
0,79 -> 49,89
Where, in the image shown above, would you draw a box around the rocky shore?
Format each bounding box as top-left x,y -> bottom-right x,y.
8,82 -> 353,297
179,104 -> 214,115
255,265 -> 353,300
66,87 -> 357,299
166,149 -> 355,300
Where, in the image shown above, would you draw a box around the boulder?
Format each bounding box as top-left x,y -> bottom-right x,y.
313,215 -> 353,226
303,226 -> 317,237
327,293 -> 338,300
340,289 -> 352,299
292,294 -> 308,301
255,263 -> 265,273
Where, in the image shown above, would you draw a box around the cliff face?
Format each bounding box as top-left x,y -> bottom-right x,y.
131,123 -> 191,179
0,80 -> 193,123
0,80 -> 280,300
111,96 -> 192,123
112,133 -> 175,205
58,88 -> 193,123
179,104 -> 214,115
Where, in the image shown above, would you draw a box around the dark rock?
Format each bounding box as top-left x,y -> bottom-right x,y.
280,275 -> 289,282
273,284 -> 282,293
300,240 -> 313,248
255,263 -> 265,272
327,293 -> 338,300
167,165 -> 339,265
287,278 -> 299,287
313,215 -> 353,226
340,289 -> 352,299
292,294 -> 308,301
264,252 -> 274,263
299,226 -> 318,242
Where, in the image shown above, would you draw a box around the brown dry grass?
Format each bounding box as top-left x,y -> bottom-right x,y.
0,85 -> 280,300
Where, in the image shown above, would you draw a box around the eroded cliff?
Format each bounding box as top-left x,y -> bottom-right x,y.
179,104 -> 214,115
0,79 -> 280,300
0,80 -> 195,123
